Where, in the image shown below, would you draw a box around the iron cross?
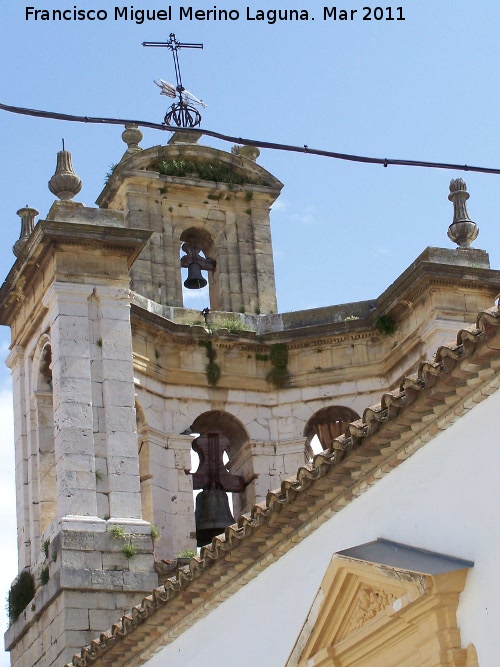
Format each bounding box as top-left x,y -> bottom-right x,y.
142,33 -> 203,93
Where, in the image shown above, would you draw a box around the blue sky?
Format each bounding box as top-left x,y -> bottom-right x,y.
2,1 -> 500,662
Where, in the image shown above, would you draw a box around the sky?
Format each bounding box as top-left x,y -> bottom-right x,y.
2,0 -> 500,663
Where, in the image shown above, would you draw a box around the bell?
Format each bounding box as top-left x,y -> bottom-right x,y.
195,487 -> 235,547
184,262 -> 207,290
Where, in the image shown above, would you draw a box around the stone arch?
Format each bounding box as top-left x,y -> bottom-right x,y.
304,406 -> 360,460
190,411 -> 249,546
179,226 -> 219,310
30,335 -> 56,539
135,401 -> 153,524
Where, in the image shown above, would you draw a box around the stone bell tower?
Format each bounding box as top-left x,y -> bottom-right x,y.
4,124 -> 500,667
1,130 -> 287,667
97,129 -> 282,314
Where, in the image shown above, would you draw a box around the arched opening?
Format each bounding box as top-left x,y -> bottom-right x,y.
136,402 -> 153,524
32,340 -> 56,537
180,227 -> 217,311
189,411 -> 249,547
304,406 -> 360,461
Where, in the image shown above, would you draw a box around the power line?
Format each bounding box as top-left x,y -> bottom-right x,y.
1,101 -> 499,175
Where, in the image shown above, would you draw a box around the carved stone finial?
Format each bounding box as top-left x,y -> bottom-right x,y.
231,144 -> 260,161
121,124 -> 143,155
13,206 -> 39,257
447,178 -> 479,248
48,149 -> 82,201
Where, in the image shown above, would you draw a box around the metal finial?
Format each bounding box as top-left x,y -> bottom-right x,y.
48,147 -> 82,201
13,206 -> 39,257
447,178 -> 479,248
143,34 -> 206,128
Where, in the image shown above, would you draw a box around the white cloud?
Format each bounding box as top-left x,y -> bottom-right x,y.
271,199 -> 288,212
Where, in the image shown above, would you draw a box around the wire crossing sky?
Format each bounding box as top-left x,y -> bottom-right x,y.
2,102 -> 500,175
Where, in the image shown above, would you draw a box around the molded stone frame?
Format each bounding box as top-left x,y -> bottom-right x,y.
286,545 -> 478,667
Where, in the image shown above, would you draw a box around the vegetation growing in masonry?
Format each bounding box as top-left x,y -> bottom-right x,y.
176,549 -> 197,559
219,317 -> 252,334
255,352 -> 269,362
154,159 -> 268,186
40,566 -> 49,586
104,163 -> 118,184
266,343 -> 289,389
198,340 -> 221,387
42,539 -> 50,559
7,570 -> 35,622
122,544 -> 139,560
375,314 -> 397,336
150,525 -> 161,541
108,525 -> 126,540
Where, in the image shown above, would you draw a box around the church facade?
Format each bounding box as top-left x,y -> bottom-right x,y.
2,127 -> 499,666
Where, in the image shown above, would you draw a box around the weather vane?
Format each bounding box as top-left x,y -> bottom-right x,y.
142,33 -> 206,128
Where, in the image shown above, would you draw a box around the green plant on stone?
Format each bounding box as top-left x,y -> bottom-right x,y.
255,353 -> 269,362
122,544 -> 139,560
7,570 -> 35,622
104,163 -> 118,185
40,566 -> 49,586
176,549 -> 196,559
154,158 -> 266,186
42,539 -> 50,559
198,340 -> 221,387
150,525 -> 161,541
109,525 -> 126,540
219,317 -> 252,334
375,314 -> 397,336
95,470 -> 103,481
266,343 -> 289,389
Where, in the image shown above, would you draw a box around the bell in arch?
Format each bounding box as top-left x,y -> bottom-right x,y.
180,240 -> 216,290
184,262 -> 207,289
194,486 -> 235,547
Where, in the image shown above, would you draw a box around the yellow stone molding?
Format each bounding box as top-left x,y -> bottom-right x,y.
287,548 -> 476,667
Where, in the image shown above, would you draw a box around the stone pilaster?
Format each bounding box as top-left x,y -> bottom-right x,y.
138,429 -> 196,557
6,346 -> 30,570
42,282 -> 98,521
92,285 -> 142,520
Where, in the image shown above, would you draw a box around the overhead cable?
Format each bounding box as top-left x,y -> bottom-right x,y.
1,101 -> 499,175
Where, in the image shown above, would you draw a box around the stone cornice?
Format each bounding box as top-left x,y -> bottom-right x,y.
0,221 -> 151,326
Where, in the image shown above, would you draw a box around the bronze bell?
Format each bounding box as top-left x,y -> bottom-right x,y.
195,487 -> 235,547
184,262 -> 207,290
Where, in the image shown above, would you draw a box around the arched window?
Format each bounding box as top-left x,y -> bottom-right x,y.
32,339 -> 56,538
304,406 -> 360,461
179,227 -> 217,310
189,411 -> 249,546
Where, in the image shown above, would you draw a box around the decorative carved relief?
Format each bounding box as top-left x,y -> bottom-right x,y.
347,586 -> 396,633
